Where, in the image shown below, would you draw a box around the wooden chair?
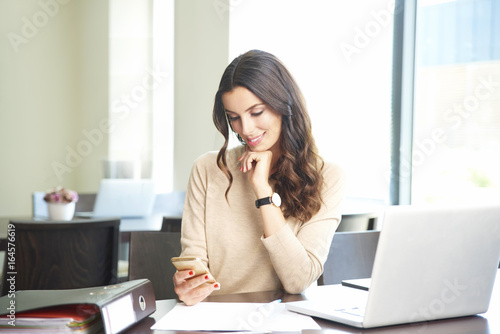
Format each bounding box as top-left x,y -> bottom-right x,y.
161,216 -> 182,232
129,231 -> 181,300
1,218 -> 120,296
318,230 -> 380,285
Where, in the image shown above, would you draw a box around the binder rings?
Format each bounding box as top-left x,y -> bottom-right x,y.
0,279 -> 156,334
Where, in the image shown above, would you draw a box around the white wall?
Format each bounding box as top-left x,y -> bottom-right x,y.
0,0 -> 230,215
173,0 -> 229,190
75,0 -> 110,193
0,0 -> 109,215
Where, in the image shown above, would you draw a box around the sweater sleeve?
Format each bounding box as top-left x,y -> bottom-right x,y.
179,153 -> 211,266
261,163 -> 346,293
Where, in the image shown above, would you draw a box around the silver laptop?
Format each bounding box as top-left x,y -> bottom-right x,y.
287,204 -> 500,328
77,179 -> 156,218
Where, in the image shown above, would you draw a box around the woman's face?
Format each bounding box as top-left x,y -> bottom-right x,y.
222,86 -> 282,154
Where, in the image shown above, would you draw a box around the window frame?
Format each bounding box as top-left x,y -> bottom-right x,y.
391,0 -> 417,205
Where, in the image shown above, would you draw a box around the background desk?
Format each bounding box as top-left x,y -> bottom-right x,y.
0,215 -> 171,250
124,270 -> 500,333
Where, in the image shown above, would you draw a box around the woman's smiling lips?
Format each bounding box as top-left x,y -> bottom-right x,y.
246,132 -> 265,147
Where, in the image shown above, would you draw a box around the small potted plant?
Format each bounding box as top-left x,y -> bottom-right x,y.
44,186 -> 79,220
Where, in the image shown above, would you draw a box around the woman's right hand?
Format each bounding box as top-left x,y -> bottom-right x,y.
173,270 -> 220,306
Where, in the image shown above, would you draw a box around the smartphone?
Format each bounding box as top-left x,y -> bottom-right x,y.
171,256 -> 215,283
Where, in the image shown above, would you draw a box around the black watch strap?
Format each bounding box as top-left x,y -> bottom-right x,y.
255,197 -> 272,208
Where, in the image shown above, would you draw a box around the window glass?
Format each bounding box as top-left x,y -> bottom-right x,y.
109,0 -> 174,192
412,0 -> 500,204
229,0 -> 394,203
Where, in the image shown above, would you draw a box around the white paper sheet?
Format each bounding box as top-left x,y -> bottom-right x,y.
151,302 -> 321,331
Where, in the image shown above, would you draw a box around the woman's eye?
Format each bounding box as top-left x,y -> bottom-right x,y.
228,116 -> 240,121
252,110 -> 264,117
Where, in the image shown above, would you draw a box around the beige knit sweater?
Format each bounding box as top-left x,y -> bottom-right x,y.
180,145 -> 345,295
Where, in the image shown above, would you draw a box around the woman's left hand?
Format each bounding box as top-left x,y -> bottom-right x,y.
240,148 -> 286,237
239,149 -> 273,197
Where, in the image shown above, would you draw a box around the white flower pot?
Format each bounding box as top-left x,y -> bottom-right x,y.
47,202 -> 76,221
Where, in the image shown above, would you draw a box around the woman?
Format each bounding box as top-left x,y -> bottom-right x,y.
173,50 -> 345,305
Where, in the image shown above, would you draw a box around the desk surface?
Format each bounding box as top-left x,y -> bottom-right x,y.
123,271 -> 500,333
0,215 -> 166,232
0,216 -> 168,253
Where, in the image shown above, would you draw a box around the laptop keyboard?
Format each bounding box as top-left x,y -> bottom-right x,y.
335,307 -> 365,318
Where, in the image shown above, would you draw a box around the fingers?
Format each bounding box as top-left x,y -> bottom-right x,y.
173,270 -> 220,306
181,282 -> 220,306
239,151 -> 272,173
238,151 -> 251,173
173,269 -> 195,285
239,155 -> 256,173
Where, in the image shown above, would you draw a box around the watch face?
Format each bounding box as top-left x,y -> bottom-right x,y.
272,193 -> 281,207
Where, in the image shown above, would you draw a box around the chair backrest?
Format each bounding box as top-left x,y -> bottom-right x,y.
337,213 -> 379,232
319,230 -> 380,285
129,231 -> 181,300
1,218 -> 120,296
161,216 -> 182,232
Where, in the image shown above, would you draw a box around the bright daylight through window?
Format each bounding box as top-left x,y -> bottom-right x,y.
411,0 -> 500,204
229,0 -> 394,205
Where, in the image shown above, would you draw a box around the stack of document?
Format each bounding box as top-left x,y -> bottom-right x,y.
0,304 -> 102,333
152,301 -> 321,331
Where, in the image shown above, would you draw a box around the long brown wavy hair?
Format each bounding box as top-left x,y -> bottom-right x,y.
213,50 -> 324,222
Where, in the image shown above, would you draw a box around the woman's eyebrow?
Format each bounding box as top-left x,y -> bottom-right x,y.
246,103 -> 265,111
225,103 -> 265,114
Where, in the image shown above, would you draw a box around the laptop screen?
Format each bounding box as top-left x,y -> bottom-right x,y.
92,179 -> 156,218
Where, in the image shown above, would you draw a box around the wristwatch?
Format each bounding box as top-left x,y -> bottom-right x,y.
255,192 -> 281,208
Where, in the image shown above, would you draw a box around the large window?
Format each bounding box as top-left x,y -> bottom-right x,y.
229,0 -> 394,203
411,0 -> 500,204
108,0 -> 174,192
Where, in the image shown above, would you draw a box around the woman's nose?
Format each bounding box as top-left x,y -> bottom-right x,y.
240,116 -> 254,136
